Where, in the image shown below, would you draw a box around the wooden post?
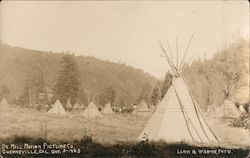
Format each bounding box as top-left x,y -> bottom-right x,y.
44,121 -> 48,141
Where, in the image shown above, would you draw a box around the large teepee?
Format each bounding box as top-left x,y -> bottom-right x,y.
103,103 -> 114,114
138,37 -> 219,143
48,99 -> 67,115
82,102 -> 103,118
0,97 -> 9,111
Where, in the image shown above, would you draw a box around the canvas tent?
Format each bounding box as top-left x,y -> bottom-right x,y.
218,100 -> 241,118
103,103 -> 114,114
239,105 -> 247,115
138,37 -> 219,143
82,102 -> 103,118
80,104 -> 86,109
73,102 -> 81,109
149,105 -> 155,112
66,99 -> 72,111
132,100 -> 150,115
0,97 -> 9,111
48,99 -> 67,115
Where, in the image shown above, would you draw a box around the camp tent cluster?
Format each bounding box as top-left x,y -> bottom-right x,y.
47,99 -> 115,118
207,100 -> 245,118
138,36 -> 220,143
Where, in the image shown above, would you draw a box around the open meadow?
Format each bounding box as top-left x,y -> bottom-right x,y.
0,107 -> 249,147
0,107 -> 149,144
0,107 -> 249,157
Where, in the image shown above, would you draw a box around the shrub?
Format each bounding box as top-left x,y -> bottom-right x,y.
229,116 -> 250,129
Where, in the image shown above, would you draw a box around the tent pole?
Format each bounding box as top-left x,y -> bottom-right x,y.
188,89 -> 220,142
176,38 -> 179,71
179,33 -> 195,71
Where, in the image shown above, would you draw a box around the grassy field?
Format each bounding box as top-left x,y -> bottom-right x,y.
0,107 -> 249,157
0,107 -> 149,144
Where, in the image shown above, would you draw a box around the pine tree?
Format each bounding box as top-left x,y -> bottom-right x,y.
99,86 -> 116,106
78,88 -> 88,106
54,54 -> 80,105
19,68 -> 45,106
151,87 -> 160,106
137,82 -> 152,103
0,79 -> 9,100
161,71 -> 172,100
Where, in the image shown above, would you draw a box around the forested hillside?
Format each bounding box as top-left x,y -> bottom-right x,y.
0,44 -> 160,107
183,38 -> 249,110
0,38 -> 248,110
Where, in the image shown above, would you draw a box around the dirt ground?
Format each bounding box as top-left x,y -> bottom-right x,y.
0,107 -> 249,147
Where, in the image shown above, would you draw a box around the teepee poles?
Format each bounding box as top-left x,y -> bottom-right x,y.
158,40 -> 178,76
158,33 -> 196,76
179,33 -> 195,72
166,40 -> 174,66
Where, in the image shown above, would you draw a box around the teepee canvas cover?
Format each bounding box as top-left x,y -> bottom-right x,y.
48,99 -> 67,115
82,102 -> 103,118
103,103 -> 114,114
218,100 -> 241,118
0,98 -> 9,111
138,78 -> 219,143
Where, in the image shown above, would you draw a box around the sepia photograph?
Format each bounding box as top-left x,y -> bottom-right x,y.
0,1 -> 249,158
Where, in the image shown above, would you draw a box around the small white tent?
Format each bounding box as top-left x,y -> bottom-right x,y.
218,100 -> 241,118
149,105 -> 155,112
138,37 -> 219,143
103,103 -> 114,114
66,99 -> 72,111
0,97 -> 9,111
80,104 -> 86,109
48,99 -> 67,115
132,100 -> 150,115
82,102 -> 102,118
239,105 -> 247,115
73,102 -> 81,109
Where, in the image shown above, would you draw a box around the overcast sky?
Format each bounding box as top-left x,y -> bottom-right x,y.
0,1 -> 249,78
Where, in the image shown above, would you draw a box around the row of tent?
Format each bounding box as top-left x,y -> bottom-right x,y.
47,99 -> 114,118
0,96 -> 155,117
47,99 -> 155,117
207,99 -> 249,118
